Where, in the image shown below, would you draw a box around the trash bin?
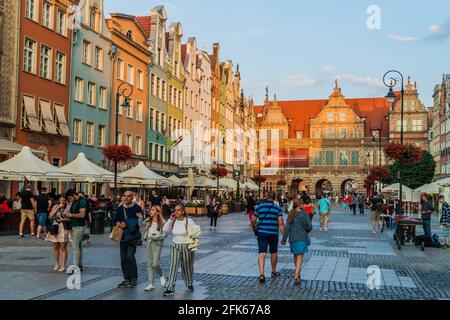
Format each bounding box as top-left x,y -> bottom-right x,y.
90,210 -> 105,235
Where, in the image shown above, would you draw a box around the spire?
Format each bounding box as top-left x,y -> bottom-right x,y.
273,93 -> 277,102
265,86 -> 269,104
326,80 -> 348,108
335,78 -> 339,89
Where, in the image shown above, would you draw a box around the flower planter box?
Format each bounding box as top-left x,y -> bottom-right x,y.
230,203 -> 243,213
185,207 -> 197,215
186,207 -> 207,217
195,207 -> 207,217
221,204 -> 229,215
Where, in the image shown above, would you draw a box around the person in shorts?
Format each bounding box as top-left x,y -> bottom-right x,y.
371,203 -> 383,234
252,191 -> 285,283
19,184 -> 36,238
318,195 -> 331,232
36,187 -> 52,240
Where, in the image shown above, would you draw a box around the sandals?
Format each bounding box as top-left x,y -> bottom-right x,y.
58,267 -> 66,272
294,278 -> 301,285
259,275 -> 266,283
271,271 -> 281,278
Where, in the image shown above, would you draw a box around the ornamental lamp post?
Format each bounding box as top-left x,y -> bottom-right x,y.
383,70 -> 405,214
114,82 -> 133,207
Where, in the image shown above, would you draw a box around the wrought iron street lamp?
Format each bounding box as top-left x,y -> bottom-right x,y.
114,81 -> 133,206
383,70 -> 405,214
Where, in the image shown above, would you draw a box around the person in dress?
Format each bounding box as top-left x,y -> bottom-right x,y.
281,199 -> 313,285
45,197 -> 72,272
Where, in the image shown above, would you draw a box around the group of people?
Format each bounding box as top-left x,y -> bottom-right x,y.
338,193 -> 366,215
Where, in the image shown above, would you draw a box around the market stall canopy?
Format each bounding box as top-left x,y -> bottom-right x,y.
0,139 -> 45,156
382,183 -> 412,192
181,176 -> 217,188
168,175 -> 183,184
219,178 -> 238,190
60,153 -> 114,182
118,161 -> 173,186
414,183 -> 440,194
242,181 -> 259,190
435,177 -> 450,187
0,146 -> 71,180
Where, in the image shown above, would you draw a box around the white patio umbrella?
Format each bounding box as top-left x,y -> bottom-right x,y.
219,178 -> 238,190
181,176 -> 217,189
382,183 -> 412,192
60,153 -> 114,182
118,161 -> 173,186
414,183 -> 440,194
435,177 -> 450,187
168,175 -> 183,185
0,146 -> 72,181
242,181 -> 259,190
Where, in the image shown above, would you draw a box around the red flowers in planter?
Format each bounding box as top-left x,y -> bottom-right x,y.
253,175 -> 267,183
102,145 -> 132,163
384,142 -> 422,164
210,166 -> 228,177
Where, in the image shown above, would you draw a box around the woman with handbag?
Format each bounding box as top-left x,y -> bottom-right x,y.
45,197 -> 72,272
281,199 -> 313,285
162,203 -> 199,296
209,197 -> 220,231
112,191 -> 143,289
143,205 -> 167,291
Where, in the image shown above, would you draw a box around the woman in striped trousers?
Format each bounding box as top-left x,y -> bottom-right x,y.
162,204 -> 198,296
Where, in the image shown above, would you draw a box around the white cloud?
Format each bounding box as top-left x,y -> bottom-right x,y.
281,74 -> 317,87
336,74 -> 384,88
429,24 -> 441,34
388,34 -> 419,42
425,19 -> 450,41
322,65 -> 336,74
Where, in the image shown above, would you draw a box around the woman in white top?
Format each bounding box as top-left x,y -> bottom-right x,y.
144,206 -> 167,291
162,203 -> 198,296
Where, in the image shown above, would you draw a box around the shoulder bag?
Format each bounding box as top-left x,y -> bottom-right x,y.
109,206 -> 127,242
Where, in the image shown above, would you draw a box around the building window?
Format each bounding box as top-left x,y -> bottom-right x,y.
338,128 -> 347,139
149,143 -> 153,160
137,70 -> 144,90
83,41 -> 92,65
125,134 -> 133,149
95,47 -> 103,70
339,151 -> 349,165
86,122 -> 94,145
155,111 -> 160,132
396,120 -> 407,132
73,119 -> 82,144
151,74 -> 155,96
42,1 -> 53,29
74,78 -> 84,102
326,128 -> 335,139
325,151 -> 334,165
25,0 -> 38,22
99,87 -> 107,110
87,82 -> 96,106
126,30 -> 133,40
98,125 -> 106,147
135,136 -> 142,155
117,131 -> 122,144
161,113 -> 165,132
55,52 -> 65,84
150,108 -> 154,130
56,9 -> 67,36
339,112 -> 345,122
127,64 -> 134,85
169,85 -> 173,104
89,9 -> 98,31
117,58 -> 124,79
156,78 -> 161,99
313,151 -> 323,165
162,81 -> 166,101
412,120 -> 422,131
351,151 -> 360,165
39,45 -> 52,79
160,145 -> 165,162
327,112 -> 334,122
24,38 -> 36,73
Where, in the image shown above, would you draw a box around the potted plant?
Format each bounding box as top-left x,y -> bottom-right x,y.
102,145 -> 132,163
186,200 -> 207,216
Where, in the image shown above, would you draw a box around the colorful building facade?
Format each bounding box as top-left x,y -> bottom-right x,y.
67,0 -> 112,166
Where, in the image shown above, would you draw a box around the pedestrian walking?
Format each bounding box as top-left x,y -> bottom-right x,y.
209,197 -> 220,231
357,194 -> 365,215
113,191 -> 143,289
246,193 -> 256,226
163,204 -> 200,296
371,203 -> 383,234
342,194 -> 348,212
335,195 -> 340,207
45,196 -> 72,272
36,187 -> 52,240
351,193 -> 358,215
420,194 -> 433,239
63,190 -> 87,271
78,192 -> 92,247
318,194 -> 331,232
281,199 -> 313,285
144,205 -> 167,291
251,191 -> 285,283
303,199 -> 315,221
19,184 -> 36,238
438,195 -> 449,248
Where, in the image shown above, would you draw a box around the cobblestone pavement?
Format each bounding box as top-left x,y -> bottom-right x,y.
0,206 -> 449,300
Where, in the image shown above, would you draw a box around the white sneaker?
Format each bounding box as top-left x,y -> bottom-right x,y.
145,284 -> 155,291
160,276 -> 166,287
324,228 -> 328,232
319,228 -> 323,232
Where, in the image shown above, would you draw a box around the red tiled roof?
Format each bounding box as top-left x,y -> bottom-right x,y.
254,97 -> 390,139
135,16 -> 151,37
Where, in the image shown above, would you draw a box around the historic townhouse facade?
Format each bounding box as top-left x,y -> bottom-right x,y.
209,43 -> 221,166
254,81 -> 391,196
0,0 -> 21,140
68,0 -> 112,166
388,77 -> 429,151
166,23 -> 184,168
430,82 -> 442,177
16,0 -> 73,166
107,13 -> 150,168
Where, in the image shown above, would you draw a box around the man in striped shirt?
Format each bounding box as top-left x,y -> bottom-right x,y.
252,191 -> 285,283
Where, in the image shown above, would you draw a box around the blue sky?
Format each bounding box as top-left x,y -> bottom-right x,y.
104,0 -> 450,106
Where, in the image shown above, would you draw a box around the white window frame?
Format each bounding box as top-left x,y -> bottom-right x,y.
135,136 -> 142,155
127,64 -> 134,85
87,82 -> 96,106
83,40 -> 92,65
56,9 -> 67,36
98,125 -> 106,147
126,99 -> 133,119
39,45 -> 52,79
72,119 -> 83,144
95,47 -> 103,71
55,51 -> 66,84
327,112 -> 334,122
137,70 -> 144,90
117,58 -> 124,80
86,121 -> 94,146
99,87 -> 107,110
42,1 -> 54,29
25,0 -> 38,22
74,77 -> 84,102
125,133 -> 133,149
136,101 -> 143,121
24,38 -> 36,74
